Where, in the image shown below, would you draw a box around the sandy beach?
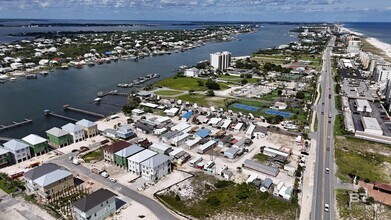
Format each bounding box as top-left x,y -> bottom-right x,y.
342,26 -> 391,60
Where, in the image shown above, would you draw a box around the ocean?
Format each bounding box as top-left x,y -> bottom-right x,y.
343,22 -> 391,44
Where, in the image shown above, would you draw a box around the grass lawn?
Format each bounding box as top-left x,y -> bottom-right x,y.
158,172 -> 297,219
0,174 -> 23,194
258,90 -> 280,102
253,153 -> 268,162
154,90 -> 183,96
218,75 -> 259,84
155,77 -> 229,91
176,94 -> 232,108
335,137 -> 391,183
334,114 -> 344,136
81,148 -> 104,163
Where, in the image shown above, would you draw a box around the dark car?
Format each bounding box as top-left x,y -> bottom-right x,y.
321,112 -> 324,115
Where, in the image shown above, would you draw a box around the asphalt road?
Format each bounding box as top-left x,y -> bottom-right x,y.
51,152 -> 179,220
311,36 -> 336,220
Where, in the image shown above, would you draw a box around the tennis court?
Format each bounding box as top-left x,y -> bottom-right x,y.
265,109 -> 293,117
232,103 -> 260,111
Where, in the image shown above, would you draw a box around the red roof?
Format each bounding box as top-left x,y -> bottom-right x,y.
104,141 -> 130,154
373,182 -> 391,193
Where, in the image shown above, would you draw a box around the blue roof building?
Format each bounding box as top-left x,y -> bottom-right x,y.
195,128 -> 211,138
182,111 -> 193,121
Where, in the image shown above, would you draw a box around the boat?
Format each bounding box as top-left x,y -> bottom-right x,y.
0,79 -> 6,84
26,74 -> 37,79
40,71 -> 49,76
75,64 -> 83,69
93,98 -> 101,104
10,77 -> 17,82
61,64 -> 69,70
88,62 -> 95,67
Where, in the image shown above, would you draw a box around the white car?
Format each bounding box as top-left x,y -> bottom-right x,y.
109,178 -> 117,183
100,171 -> 109,178
325,168 -> 329,174
324,204 -> 329,212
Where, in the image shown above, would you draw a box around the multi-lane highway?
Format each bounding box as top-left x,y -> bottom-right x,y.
311,35 -> 336,220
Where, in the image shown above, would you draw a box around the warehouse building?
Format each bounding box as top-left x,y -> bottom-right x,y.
361,117 -> 383,136
243,159 -> 279,177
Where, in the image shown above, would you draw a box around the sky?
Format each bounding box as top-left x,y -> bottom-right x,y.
0,0 -> 390,22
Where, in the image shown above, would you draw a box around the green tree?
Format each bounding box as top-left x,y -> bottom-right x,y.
205,79 -> 220,90
206,196 -> 220,206
366,196 -> 375,204
197,80 -> 204,86
296,91 -> 305,99
241,79 -> 248,85
206,89 -> 215,96
189,89 -> 195,95
277,90 -> 283,96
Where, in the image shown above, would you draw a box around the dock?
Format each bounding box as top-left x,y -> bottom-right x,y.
97,90 -> 129,98
44,110 -> 78,122
63,105 -> 105,118
0,136 -> 13,142
99,102 -> 123,107
0,119 -> 33,132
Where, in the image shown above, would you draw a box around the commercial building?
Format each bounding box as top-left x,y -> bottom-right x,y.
243,159 -> 280,177
103,141 -> 131,164
355,99 -> 372,113
114,144 -> 144,169
61,123 -> 85,143
140,154 -> 171,181
24,163 -> 74,199
22,134 -> 49,156
72,188 -> 116,220
128,149 -> 157,175
46,127 -> 72,148
76,119 -> 98,138
373,65 -> 391,82
210,51 -> 231,71
3,139 -> 31,163
361,117 -> 383,136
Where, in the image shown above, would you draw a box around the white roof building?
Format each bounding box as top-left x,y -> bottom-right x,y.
355,99 -> 372,113
171,122 -> 191,132
22,134 -> 47,146
164,107 -> 179,117
361,117 -> 383,136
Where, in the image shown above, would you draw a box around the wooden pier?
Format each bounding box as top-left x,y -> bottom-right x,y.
0,119 -> 33,132
97,90 -> 129,98
0,137 -> 13,142
63,105 -> 105,118
99,102 -> 123,107
44,110 -> 78,122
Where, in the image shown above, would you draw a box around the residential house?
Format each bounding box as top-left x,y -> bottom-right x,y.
218,134 -> 233,148
46,127 -> 72,148
164,107 -> 179,117
224,147 -> 241,159
22,134 -> 49,156
160,130 -> 181,143
103,141 -> 131,164
127,149 -> 157,175
171,133 -> 191,146
76,119 -> 98,138
253,126 -> 268,138
0,147 -> 11,167
116,124 -> 135,139
261,178 -> 273,192
149,143 -> 172,155
140,154 -> 171,181
61,123 -> 85,143
245,123 -> 255,139
72,188 -> 116,220
194,128 -> 211,139
171,122 -> 191,132
102,128 -> 117,139
3,139 -> 31,163
222,169 -> 233,180
181,111 -> 193,122
24,163 -> 74,198
114,144 -> 144,169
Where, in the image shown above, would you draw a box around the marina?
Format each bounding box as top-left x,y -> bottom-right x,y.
117,73 -> 160,88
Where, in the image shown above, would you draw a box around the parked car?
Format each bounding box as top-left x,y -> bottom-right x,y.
109,178 -> 117,183
100,171 -> 109,178
325,168 -> 329,174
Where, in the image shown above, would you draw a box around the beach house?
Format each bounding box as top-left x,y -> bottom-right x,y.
72,188 -> 117,220
140,154 -> 171,181
61,123 -> 85,143
3,139 -> 31,163
22,134 -> 49,156
76,119 -> 98,138
46,127 -> 72,148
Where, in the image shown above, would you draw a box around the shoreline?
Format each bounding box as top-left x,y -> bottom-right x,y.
341,26 -> 391,60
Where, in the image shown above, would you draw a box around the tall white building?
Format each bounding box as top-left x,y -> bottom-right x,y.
210,51 -> 231,71
373,65 -> 391,82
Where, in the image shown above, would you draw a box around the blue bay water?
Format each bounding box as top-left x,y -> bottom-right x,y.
0,24 -> 297,139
